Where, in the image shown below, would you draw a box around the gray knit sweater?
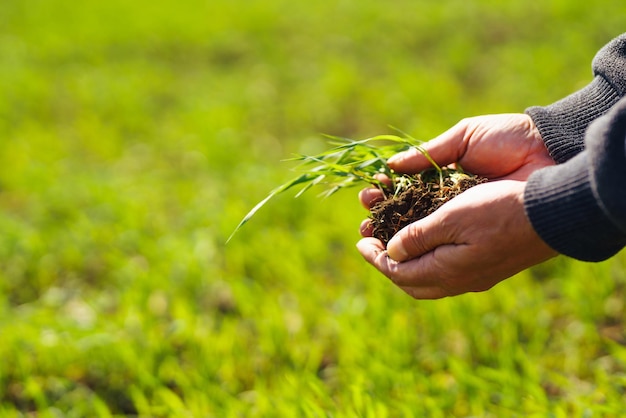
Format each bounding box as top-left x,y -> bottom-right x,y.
524,33 -> 626,261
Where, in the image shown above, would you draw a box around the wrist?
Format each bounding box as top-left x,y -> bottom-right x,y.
524,151 -> 626,261
525,76 -> 621,164
526,34 -> 626,164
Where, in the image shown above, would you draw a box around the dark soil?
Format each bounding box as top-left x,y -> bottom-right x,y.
369,169 -> 487,245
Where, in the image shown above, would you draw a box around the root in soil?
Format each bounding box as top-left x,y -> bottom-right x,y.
369,169 -> 487,245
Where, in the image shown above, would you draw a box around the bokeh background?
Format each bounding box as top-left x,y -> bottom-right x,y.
1,0 -> 626,416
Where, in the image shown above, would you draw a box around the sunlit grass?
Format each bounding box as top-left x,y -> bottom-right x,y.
0,0 -> 625,416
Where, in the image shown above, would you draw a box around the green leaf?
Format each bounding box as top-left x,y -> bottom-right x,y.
225,173 -> 316,244
226,130 -> 437,243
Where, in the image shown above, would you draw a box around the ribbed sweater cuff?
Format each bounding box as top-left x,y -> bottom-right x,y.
525,76 -> 621,163
524,151 -> 624,262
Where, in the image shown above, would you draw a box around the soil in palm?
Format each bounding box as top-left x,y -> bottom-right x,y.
369,169 -> 487,245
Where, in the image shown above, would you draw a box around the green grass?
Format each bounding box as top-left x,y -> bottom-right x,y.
1,0 -> 626,416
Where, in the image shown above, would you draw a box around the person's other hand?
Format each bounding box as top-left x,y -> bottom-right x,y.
357,180 -> 557,299
390,113 -> 554,179
358,113 -> 554,211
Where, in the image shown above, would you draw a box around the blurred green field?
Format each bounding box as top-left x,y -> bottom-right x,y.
1,0 -> 626,416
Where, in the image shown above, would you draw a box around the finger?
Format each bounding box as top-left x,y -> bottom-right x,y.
356,237 -> 388,265
386,213 -> 455,262
358,188 -> 385,209
373,173 -> 393,186
357,237 -> 416,284
358,173 -> 392,209
357,237 -> 449,292
359,218 -> 373,237
361,241 -> 493,299
387,123 -> 467,173
399,285 -> 451,300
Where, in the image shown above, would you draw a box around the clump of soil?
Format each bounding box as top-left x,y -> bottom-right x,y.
369,169 -> 487,245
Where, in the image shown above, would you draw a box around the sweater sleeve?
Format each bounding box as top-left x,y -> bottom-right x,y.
524,98 -> 626,261
525,34 -> 626,163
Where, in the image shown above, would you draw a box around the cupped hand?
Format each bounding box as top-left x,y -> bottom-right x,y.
357,180 -> 557,299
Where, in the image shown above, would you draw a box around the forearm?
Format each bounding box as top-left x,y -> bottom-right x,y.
524,98 -> 626,261
525,33 -> 626,163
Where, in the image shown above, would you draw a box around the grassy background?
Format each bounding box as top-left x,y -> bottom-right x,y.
1,0 -> 626,416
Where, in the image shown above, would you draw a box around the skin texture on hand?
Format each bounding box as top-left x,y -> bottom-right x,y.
357,113 -> 558,299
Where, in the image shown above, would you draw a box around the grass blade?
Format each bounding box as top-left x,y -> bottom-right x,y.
226,173 -> 316,244
226,130 -> 435,243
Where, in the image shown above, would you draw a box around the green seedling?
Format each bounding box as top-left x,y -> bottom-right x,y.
227,131 -> 483,244
227,133 -> 421,242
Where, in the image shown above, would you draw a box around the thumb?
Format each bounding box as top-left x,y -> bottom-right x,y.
387,123 -> 467,173
386,214 -> 453,262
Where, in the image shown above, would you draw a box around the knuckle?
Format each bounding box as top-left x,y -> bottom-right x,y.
403,224 -> 430,254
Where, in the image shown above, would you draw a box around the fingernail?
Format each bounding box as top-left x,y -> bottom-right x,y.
386,237 -> 408,261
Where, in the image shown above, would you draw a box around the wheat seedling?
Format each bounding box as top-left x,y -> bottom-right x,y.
226,132 -> 483,244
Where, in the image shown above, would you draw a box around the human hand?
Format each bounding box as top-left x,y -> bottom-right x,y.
358,113 -> 554,208
357,180 -> 557,299
389,113 -> 554,179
